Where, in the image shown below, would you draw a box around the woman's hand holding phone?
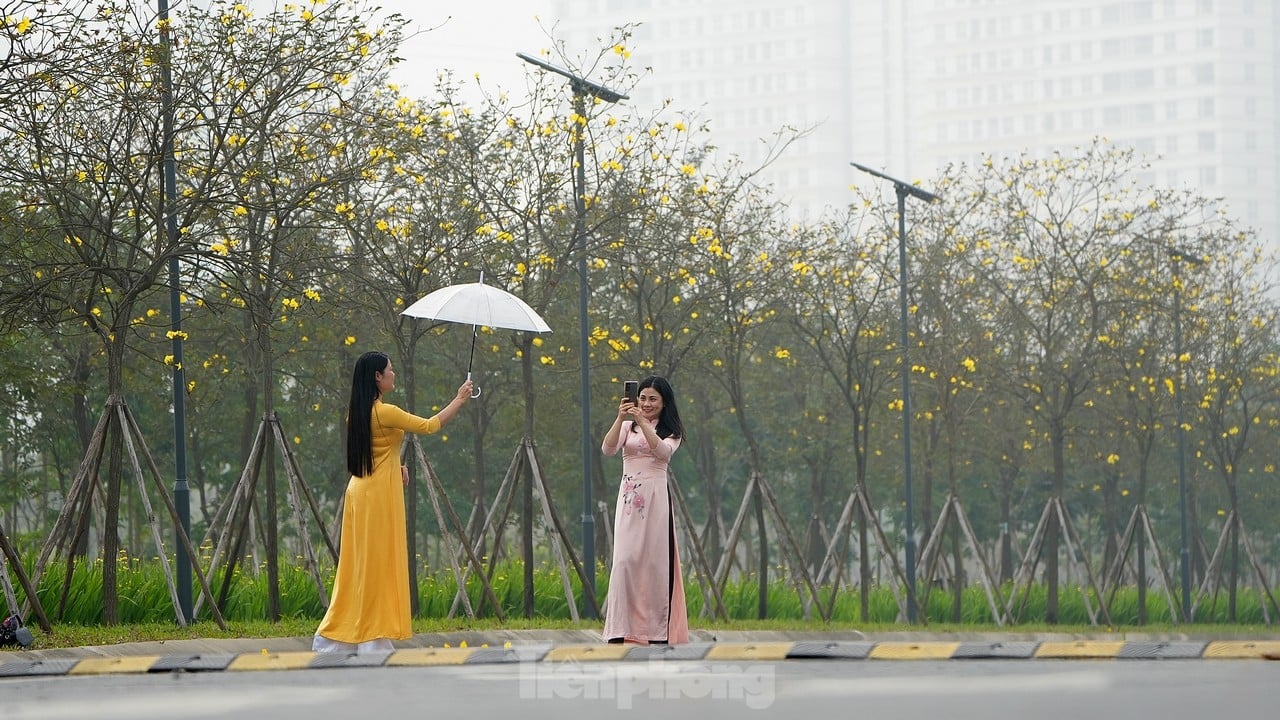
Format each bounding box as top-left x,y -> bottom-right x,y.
618,380 -> 640,422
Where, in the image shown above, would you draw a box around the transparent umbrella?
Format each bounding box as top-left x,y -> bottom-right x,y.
401,275 -> 552,397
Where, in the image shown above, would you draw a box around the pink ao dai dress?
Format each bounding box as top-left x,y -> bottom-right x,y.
601,418 -> 689,644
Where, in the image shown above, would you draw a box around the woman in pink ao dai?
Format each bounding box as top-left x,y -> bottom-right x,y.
600,375 -> 689,645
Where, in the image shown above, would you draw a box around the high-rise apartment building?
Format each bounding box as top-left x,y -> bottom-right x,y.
552,0 -> 1280,245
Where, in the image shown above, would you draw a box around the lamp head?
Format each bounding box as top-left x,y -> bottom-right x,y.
516,52 -> 629,103
849,161 -> 940,203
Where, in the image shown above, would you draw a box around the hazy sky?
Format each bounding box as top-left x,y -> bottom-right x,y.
371,0 -> 555,97
219,0 -> 555,96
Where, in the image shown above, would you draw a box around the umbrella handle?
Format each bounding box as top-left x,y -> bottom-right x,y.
467,371 -> 482,399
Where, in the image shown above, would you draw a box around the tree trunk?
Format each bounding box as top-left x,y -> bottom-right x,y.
858,506 -> 870,621
946,416 -> 962,622
262,336 -> 279,622
69,341 -> 94,558
919,419 -> 938,558
1228,479 -> 1239,622
998,467 -> 1015,583
754,489 -> 767,619
1046,416 -> 1065,624
519,335 -> 535,618
101,339 -> 128,625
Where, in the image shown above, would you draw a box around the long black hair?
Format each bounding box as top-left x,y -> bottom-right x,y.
346,351 -> 389,477
629,375 -> 685,440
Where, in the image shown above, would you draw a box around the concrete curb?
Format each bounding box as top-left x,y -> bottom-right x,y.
2,638 -> 1277,678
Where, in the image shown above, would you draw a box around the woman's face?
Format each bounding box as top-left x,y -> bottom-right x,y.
636,386 -> 663,421
375,361 -> 396,396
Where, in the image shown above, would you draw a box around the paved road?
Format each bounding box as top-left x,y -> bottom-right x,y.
0,659 -> 1265,719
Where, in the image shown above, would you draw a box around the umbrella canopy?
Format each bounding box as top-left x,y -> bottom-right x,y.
401,282 -> 551,333
401,279 -> 552,398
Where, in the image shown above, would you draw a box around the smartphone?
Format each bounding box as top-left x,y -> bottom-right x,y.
623,380 -> 639,404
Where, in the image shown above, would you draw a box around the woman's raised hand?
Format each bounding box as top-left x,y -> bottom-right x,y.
455,379 -> 475,403
617,397 -> 638,422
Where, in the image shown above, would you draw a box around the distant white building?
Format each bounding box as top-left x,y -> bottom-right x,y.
552,0 -> 1280,245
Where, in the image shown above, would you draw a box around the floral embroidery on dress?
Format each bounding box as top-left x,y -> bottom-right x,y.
620,474 -> 645,518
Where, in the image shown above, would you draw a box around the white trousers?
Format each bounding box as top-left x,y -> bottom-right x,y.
312,633 -> 396,654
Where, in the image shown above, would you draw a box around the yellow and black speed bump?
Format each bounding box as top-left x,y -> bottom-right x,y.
1034,641 -> 1125,659
869,641 -> 961,660
1116,641 -> 1207,659
786,641 -> 874,659
227,651 -> 317,672
0,659 -> 80,677
544,644 -> 632,662
704,642 -> 793,661
953,641 -> 1040,659
625,642 -> 715,661
69,656 -> 163,675
1203,640 -> 1280,659
148,654 -> 237,672
309,651 -> 392,669
464,645 -> 550,664
384,647 -> 475,666
4,639 -> 1280,677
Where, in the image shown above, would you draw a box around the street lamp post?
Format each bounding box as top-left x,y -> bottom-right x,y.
850,161 -> 939,623
518,52 -> 627,619
158,0 -> 191,622
1168,246 -> 1203,623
